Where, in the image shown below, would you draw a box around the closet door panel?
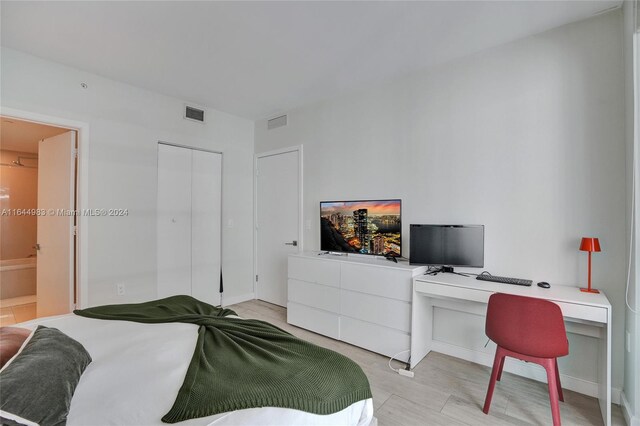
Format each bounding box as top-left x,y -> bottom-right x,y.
191,150 -> 222,306
157,144 -> 192,298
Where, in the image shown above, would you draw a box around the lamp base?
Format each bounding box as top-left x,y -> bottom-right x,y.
580,287 -> 600,294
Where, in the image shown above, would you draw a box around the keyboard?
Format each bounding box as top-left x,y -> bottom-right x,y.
476,274 -> 532,286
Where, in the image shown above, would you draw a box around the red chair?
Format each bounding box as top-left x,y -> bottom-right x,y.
482,293 -> 569,426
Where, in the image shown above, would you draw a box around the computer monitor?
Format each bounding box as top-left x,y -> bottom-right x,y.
410,224 -> 484,267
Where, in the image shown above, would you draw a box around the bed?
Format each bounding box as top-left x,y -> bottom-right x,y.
5,310 -> 374,426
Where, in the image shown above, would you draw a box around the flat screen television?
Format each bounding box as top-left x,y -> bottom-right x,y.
320,199 -> 401,256
410,224 -> 484,267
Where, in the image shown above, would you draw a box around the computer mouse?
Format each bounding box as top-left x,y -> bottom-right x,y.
537,281 -> 550,289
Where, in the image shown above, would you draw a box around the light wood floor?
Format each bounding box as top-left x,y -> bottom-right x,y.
228,299 -> 624,426
0,302 -> 37,326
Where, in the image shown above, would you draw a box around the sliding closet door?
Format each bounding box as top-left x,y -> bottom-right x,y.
157,144 -> 222,304
191,150 -> 222,306
157,144 -> 192,298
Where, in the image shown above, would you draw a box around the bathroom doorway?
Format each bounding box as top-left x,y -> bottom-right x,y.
0,117 -> 78,324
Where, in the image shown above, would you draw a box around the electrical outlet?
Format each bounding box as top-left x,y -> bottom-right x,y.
227,219 -> 234,228
116,283 -> 126,296
305,219 -> 311,230
627,330 -> 631,353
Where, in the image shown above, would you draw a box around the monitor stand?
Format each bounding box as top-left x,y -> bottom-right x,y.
425,266 -> 471,277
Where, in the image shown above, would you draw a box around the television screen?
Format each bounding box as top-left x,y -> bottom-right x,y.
410,224 -> 484,267
320,199 -> 401,256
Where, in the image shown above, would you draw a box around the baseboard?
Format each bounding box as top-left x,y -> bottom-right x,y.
430,340 -> 621,403
222,292 -> 255,307
622,391 -> 639,426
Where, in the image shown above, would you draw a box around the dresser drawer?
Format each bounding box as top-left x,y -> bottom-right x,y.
289,256 -> 340,287
287,302 -> 340,339
289,279 -> 340,313
340,289 -> 411,332
341,263 -> 412,301
340,316 -> 410,361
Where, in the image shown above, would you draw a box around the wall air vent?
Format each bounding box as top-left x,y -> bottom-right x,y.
267,115 -> 287,130
184,105 -> 205,123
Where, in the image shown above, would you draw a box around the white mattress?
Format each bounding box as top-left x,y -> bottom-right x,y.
18,314 -> 373,426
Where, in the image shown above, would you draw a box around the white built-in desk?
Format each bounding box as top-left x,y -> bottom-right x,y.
411,273 -> 612,426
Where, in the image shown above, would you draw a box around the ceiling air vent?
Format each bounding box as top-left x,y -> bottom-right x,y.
184,105 -> 205,123
267,115 -> 287,130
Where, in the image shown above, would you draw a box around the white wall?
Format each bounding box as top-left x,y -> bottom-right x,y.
1,48 -> 255,307
256,11 -> 627,394
623,1 -> 640,422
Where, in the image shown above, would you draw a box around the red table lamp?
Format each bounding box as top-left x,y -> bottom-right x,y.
579,237 -> 601,294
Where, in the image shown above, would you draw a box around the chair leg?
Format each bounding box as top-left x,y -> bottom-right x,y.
483,347 -> 504,414
496,355 -> 506,381
544,358 -> 562,426
554,359 -> 564,402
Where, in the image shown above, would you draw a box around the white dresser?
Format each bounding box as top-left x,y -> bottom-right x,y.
287,252 -> 426,361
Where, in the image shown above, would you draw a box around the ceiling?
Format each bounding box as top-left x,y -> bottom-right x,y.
0,118 -> 69,153
0,1 -> 622,120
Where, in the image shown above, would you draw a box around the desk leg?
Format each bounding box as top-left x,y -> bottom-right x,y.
410,289 -> 433,370
597,310 -> 611,426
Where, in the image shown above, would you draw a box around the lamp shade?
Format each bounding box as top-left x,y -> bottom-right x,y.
579,237 -> 601,252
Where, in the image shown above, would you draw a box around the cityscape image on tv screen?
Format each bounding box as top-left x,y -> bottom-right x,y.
320,199 -> 401,256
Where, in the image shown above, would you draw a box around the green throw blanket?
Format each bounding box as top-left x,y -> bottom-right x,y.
74,295 -> 372,423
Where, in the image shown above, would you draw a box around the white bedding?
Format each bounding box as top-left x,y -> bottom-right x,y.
18,314 -> 373,426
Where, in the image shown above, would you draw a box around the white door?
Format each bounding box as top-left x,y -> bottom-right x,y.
191,150 -> 222,306
157,144 -> 222,305
157,144 -> 192,298
37,131 -> 75,317
256,149 -> 300,307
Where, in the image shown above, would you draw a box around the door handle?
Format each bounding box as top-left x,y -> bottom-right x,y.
285,241 -> 298,247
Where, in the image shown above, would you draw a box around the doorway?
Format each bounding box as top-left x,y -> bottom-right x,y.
255,146 -> 302,307
0,117 -> 78,324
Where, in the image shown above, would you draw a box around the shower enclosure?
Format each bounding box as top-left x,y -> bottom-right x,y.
0,151 -> 38,303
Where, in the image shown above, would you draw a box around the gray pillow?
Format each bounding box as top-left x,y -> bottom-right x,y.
0,325 -> 92,426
